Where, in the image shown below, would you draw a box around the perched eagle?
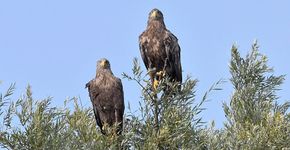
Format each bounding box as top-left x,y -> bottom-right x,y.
86,58 -> 124,135
139,8 -> 182,90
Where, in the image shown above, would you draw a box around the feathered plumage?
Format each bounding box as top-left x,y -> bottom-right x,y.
86,58 -> 124,135
139,8 -> 182,90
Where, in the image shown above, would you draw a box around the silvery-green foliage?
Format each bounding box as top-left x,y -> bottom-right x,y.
1,42 -> 289,150
122,58 -> 212,149
220,42 -> 290,150
0,58 -> 210,150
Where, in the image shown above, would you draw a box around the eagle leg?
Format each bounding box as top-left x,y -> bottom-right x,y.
153,79 -> 159,90
160,56 -> 169,78
154,70 -> 166,90
148,68 -> 157,91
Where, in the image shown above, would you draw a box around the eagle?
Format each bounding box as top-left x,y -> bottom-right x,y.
139,8 -> 182,90
86,58 -> 124,135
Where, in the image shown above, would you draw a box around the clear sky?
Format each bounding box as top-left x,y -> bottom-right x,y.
0,1 -> 289,128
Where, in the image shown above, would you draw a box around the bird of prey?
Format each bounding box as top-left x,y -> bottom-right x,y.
86,58 -> 124,135
139,8 -> 182,90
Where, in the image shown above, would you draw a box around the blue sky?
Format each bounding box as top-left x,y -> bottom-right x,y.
0,1 -> 289,128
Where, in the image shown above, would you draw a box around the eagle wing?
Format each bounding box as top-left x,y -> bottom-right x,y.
114,78 -> 125,134
86,76 -> 124,135
139,33 -> 149,70
86,80 -> 103,130
164,31 -> 182,82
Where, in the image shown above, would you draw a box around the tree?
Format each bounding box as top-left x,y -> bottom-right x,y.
122,58 -> 211,149
0,59 -> 209,149
219,42 -> 290,149
0,42 -> 289,149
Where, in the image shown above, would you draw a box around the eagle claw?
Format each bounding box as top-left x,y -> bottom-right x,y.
156,71 -> 165,77
153,79 -> 159,90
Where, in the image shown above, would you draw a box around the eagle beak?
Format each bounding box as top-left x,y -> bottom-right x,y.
151,10 -> 158,18
100,60 -> 106,67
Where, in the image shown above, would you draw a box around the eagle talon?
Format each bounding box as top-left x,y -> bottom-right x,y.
153,79 -> 159,90
156,71 -> 165,77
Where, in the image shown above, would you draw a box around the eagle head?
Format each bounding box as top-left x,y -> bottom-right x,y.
97,58 -> 111,70
149,8 -> 164,21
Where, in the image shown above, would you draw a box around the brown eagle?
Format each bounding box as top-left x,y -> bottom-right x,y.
139,8 -> 182,90
86,58 -> 124,135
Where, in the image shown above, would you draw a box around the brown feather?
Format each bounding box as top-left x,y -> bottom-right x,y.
139,9 -> 182,84
86,59 -> 124,135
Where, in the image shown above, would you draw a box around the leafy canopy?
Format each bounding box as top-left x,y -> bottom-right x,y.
0,42 -> 289,149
